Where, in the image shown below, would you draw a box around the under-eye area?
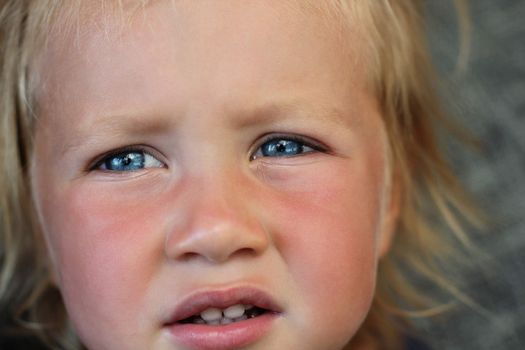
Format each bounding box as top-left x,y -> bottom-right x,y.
178,305 -> 269,326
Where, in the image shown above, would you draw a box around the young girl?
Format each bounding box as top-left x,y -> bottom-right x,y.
0,1 -> 478,349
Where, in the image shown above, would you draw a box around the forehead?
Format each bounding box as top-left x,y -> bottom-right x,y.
34,0 -> 371,129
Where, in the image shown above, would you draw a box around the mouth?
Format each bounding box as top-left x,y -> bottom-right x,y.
165,287 -> 281,326
164,287 -> 281,350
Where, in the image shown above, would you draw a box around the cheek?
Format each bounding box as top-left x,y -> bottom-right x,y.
36,180 -> 165,336
262,157 -> 384,339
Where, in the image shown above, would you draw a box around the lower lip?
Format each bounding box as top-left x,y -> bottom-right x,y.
165,313 -> 278,350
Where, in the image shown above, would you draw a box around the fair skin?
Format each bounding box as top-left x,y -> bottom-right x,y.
31,1 -> 397,350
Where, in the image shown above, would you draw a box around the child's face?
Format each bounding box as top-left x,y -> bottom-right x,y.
31,2 -> 396,350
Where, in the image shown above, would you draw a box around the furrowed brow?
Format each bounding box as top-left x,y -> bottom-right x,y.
58,113 -> 173,156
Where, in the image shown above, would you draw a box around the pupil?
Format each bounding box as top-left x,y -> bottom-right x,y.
276,142 -> 287,153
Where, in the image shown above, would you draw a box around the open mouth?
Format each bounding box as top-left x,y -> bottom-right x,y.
179,304 -> 269,325
164,288 -> 281,349
165,287 -> 281,328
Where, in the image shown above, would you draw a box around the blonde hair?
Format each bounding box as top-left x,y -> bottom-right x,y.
343,1 -> 483,348
0,1 -> 479,349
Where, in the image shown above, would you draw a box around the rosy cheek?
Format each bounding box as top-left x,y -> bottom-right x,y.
259,156 -> 384,320
40,179 -> 166,328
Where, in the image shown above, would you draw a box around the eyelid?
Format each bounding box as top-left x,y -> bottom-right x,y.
88,145 -> 167,171
250,133 -> 330,160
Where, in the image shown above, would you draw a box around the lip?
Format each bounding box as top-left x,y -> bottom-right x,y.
164,286 -> 282,350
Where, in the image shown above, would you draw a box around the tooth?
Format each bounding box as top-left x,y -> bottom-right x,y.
233,315 -> 248,322
200,308 -> 222,322
223,304 -> 245,319
220,318 -> 233,325
207,320 -> 220,325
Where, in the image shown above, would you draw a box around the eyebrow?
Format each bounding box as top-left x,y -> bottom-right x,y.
58,112 -> 174,156
232,101 -> 353,130
58,101 -> 353,156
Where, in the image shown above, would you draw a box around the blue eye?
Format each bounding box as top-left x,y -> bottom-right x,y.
96,150 -> 164,172
251,137 -> 318,160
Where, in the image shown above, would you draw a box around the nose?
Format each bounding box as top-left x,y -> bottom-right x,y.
164,175 -> 270,264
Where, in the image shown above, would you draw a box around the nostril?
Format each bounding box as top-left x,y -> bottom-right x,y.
235,247 -> 258,258
176,252 -> 200,262
175,247 -> 257,264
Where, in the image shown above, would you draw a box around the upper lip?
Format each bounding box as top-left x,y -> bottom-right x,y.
164,286 -> 283,325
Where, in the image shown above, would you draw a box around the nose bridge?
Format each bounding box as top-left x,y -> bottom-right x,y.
165,167 -> 269,263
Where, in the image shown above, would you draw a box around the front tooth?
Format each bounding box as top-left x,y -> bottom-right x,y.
200,308 -> 222,322
223,304 -> 245,319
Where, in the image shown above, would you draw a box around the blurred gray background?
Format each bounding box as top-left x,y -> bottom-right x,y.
418,0 -> 525,349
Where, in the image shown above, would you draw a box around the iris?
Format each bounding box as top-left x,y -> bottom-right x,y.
260,139 -> 308,157
97,150 -> 163,172
104,152 -> 145,171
